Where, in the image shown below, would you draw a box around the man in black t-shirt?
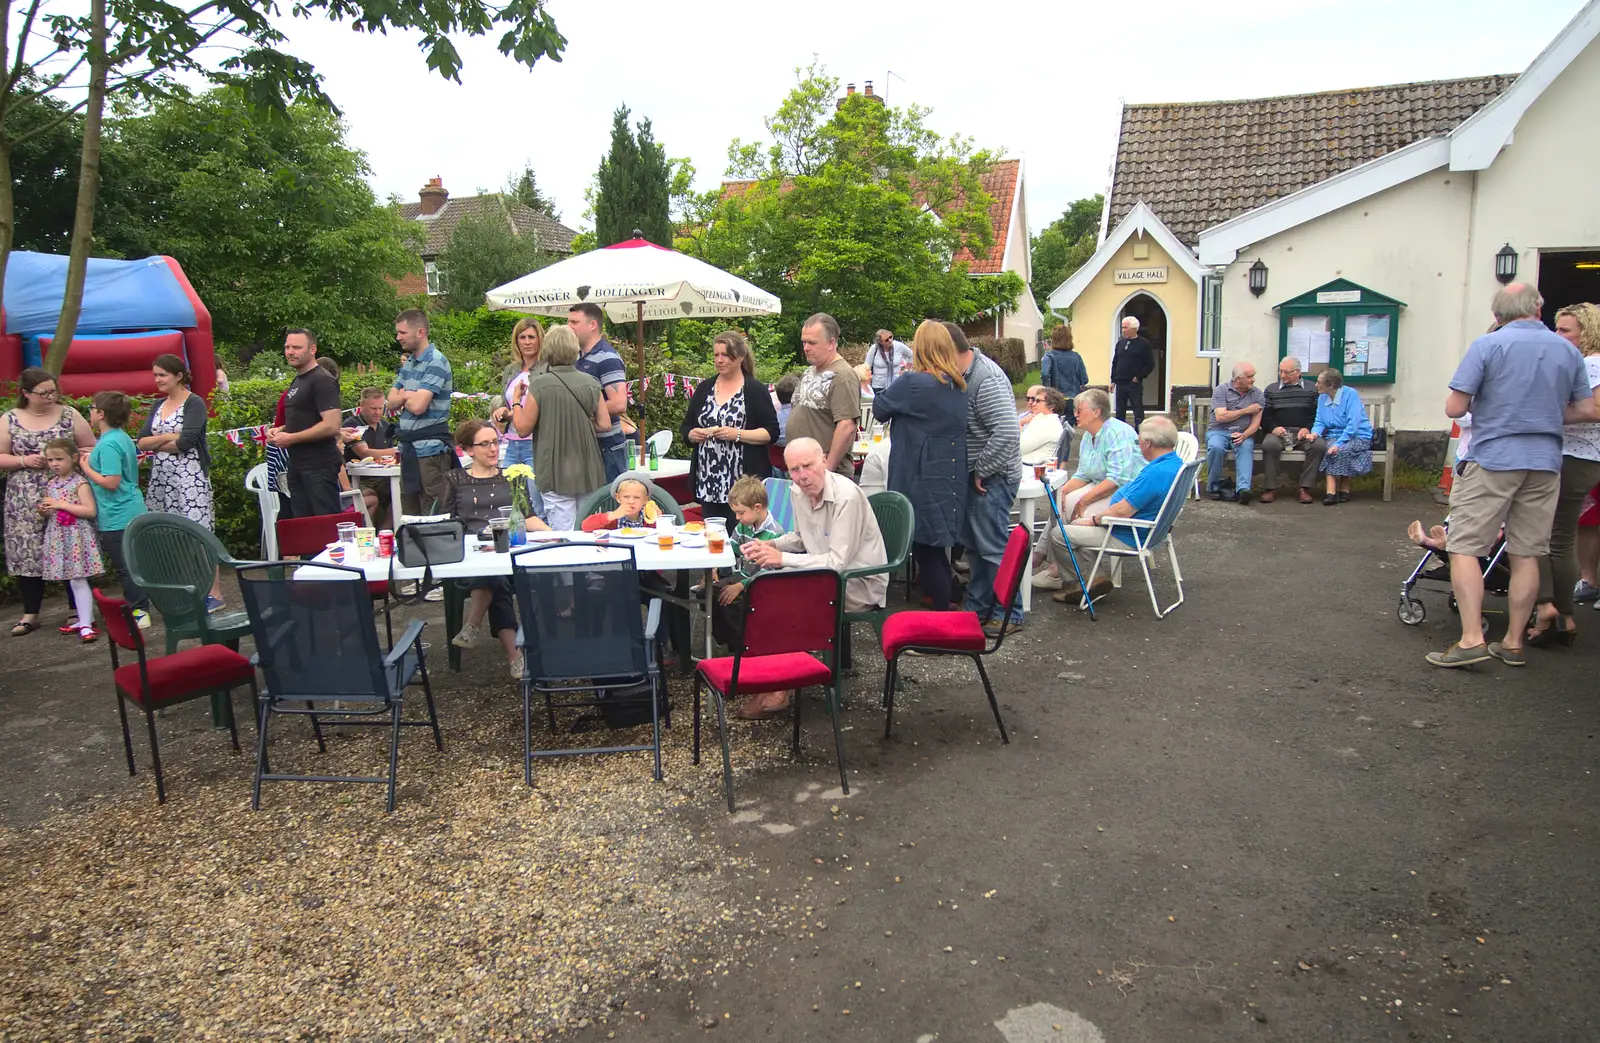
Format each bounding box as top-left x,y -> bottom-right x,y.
268,328 -> 345,517
343,386 -> 398,526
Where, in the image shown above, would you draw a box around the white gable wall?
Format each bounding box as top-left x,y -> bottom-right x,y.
1216,171 -> 1475,431
1462,36 -> 1600,342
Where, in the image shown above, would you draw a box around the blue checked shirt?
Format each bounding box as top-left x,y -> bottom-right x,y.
392,344 -> 454,456
1072,416 -> 1144,486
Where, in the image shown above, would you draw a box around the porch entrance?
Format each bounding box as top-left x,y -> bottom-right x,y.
1538,250 -> 1600,326
1118,292 -> 1168,411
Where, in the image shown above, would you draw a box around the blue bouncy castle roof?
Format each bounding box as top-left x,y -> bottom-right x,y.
2,252 -> 200,335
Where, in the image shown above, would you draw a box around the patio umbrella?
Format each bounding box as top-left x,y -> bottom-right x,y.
485,236 -> 782,444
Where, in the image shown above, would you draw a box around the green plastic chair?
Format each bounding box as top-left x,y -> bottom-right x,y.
839,491 -> 914,664
124,513 -> 254,655
575,473 -> 687,525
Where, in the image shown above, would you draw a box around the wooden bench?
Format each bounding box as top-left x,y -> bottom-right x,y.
1185,393 -> 1395,502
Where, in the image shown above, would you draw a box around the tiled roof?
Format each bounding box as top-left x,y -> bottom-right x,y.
1108,74 -> 1517,247
396,194 -> 578,258
953,158 -> 1019,274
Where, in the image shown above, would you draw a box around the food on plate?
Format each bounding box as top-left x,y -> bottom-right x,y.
616,527 -> 652,538
680,522 -> 704,534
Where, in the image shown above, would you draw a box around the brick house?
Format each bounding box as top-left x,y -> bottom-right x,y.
393,177 -> 579,299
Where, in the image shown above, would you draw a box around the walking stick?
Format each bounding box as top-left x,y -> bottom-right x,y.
1044,481 -> 1097,622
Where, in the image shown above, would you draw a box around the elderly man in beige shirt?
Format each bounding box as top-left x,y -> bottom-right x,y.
742,436 -> 889,613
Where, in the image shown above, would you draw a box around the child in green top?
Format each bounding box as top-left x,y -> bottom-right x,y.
80,391 -> 151,627
713,475 -> 785,647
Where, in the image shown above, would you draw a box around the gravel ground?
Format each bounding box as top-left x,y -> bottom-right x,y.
3,490 -> 1598,1041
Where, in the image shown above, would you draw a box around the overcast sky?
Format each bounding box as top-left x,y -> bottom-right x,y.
276,0 -> 1583,238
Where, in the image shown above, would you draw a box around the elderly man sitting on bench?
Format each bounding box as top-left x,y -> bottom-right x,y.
1046,416 -> 1184,605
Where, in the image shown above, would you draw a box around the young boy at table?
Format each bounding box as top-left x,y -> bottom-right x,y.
711,476 -> 785,647
579,477 -> 660,532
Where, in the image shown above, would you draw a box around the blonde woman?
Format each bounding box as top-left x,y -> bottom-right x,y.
871,320 -> 968,609
1529,302 -> 1600,646
495,317 -> 545,472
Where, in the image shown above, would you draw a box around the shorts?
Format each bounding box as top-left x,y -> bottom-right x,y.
1445,462 -> 1559,558
1578,482 -> 1600,527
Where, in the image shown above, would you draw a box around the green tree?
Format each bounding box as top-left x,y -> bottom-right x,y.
97,88 -> 420,365
0,0 -> 568,375
1030,194 -> 1103,315
687,61 -> 1021,348
7,79 -> 79,254
436,201 -> 550,313
503,160 -> 557,218
593,104 -> 671,247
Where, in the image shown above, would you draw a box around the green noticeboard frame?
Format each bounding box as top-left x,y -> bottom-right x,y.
1275,278 -> 1404,385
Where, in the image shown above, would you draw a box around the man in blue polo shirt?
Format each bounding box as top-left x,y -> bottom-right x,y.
1045,415 -> 1183,604
568,301 -> 630,481
388,308 -> 456,515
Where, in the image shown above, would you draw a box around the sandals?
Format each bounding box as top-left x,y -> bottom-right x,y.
79,627 -> 98,644
10,620 -> 39,637
1526,616 -> 1577,648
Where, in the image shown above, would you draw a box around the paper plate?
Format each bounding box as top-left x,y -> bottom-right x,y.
610,528 -> 652,540
675,535 -> 707,549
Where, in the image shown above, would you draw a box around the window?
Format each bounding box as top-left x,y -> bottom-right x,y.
1199,272 -> 1223,357
424,260 -> 447,296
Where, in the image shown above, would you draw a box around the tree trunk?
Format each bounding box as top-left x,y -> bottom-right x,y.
0,0 -> 14,310
43,0 -> 107,376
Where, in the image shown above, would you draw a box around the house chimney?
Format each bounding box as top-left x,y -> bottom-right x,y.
864,81 -> 873,96
418,176 -> 449,216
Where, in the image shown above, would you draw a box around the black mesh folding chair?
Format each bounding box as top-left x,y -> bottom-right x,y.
238,561 -> 443,813
510,542 -> 667,785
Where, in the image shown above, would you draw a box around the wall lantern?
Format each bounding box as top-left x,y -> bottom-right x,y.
1495,243 -> 1518,284
1247,258 -> 1268,297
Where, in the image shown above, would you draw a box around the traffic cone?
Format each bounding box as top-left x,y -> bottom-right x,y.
1432,422 -> 1461,505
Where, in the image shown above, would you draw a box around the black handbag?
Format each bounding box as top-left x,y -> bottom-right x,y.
392,519 -> 465,602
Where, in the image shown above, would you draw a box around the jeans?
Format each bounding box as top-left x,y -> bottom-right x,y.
962,474 -> 1022,622
601,442 -> 628,483
1114,382 -> 1145,427
503,437 -> 534,469
288,466 -> 342,517
1205,429 -> 1254,492
99,528 -> 149,610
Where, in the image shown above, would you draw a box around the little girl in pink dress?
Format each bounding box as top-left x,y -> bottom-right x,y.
39,437 -> 104,642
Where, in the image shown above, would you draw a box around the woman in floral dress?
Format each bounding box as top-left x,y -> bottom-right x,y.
137,353 -> 223,607
0,368 -> 96,635
679,332 -> 779,525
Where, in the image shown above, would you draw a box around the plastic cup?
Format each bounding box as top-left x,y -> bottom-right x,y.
327,542 -> 345,564
336,521 -> 358,545
706,518 -> 727,554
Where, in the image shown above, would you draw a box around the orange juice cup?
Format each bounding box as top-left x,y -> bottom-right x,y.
657,532 -> 674,551
1033,464 -> 1047,481
708,533 -> 725,554
872,432 -> 883,443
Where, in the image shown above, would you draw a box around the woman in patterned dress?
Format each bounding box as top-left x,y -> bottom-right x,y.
1,368 -> 96,634
137,353 -> 223,607
680,332 -> 780,526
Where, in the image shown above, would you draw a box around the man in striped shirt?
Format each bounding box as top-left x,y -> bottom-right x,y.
945,324 -> 1025,633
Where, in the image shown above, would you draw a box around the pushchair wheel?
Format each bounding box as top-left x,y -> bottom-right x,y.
1398,597 -> 1426,626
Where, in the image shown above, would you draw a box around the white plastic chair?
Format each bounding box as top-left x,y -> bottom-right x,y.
1081,458 -> 1203,619
1175,431 -> 1201,500
646,430 -> 673,458
245,463 -> 280,560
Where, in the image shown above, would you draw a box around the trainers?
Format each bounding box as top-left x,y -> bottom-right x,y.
1031,570 -> 1064,591
983,616 -> 1023,636
508,657 -> 525,681
204,595 -> 225,614
424,586 -> 444,602
1575,579 -> 1600,603
451,622 -> 483,649
397,581 -> 418,596
131,609 -> 152,630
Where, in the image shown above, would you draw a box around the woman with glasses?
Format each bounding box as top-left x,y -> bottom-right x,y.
1,367 -> 96,635
1018,385 -> 1068,466
443,419 -> 551,680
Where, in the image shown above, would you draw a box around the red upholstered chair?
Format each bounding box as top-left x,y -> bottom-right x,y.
878,525 -> 1030,743
651,472 -> 702,524
276,510 -> 392,643
692,569 -> 847,811
93,588 -> 257,803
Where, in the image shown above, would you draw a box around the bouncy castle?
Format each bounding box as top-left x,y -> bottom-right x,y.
0,251 -> 216,399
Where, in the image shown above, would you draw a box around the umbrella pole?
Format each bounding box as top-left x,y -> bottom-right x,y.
635,300 -> 646,451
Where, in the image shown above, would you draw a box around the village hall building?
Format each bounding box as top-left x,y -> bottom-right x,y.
1050,1 -> 1600,458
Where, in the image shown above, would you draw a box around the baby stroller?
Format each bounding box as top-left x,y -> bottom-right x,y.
1397,517 -> 1509,625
